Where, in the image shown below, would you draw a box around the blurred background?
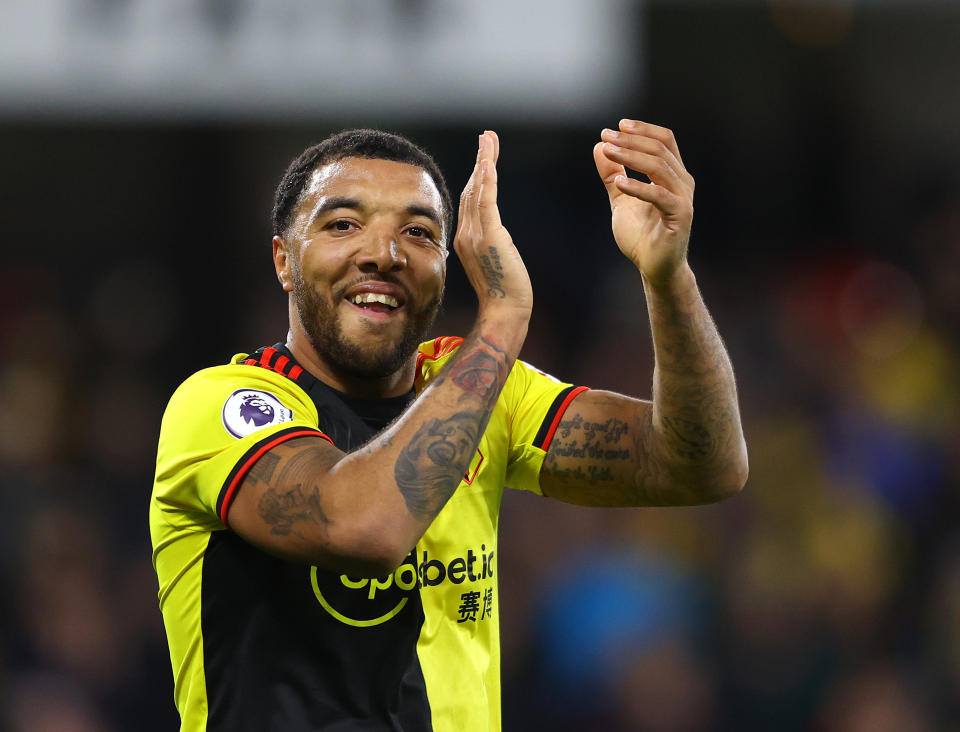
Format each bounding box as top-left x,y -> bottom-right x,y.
1,0 -> 958,730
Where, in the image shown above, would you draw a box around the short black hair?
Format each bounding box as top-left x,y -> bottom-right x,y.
272,129 -> 453,242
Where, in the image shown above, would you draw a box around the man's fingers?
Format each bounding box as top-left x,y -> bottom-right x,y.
593,142 -> 628,206
476,132 -> 502,230
454,137 -> 484,252
600,142 -> 690,198
456,169 -> 471,228
455,131 -> 502,254
618,119 -> 684,167
457,139 -> 483,220
600,127 -> 693,197
613,175 -> 687,220
486,129 -> 500,164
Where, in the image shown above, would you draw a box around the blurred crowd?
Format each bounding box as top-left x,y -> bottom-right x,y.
1,4 -> 958,730
499,196 -> 960,731
1,185 -> 957,730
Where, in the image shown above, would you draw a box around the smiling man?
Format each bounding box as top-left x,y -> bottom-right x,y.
150,123 -> 748,731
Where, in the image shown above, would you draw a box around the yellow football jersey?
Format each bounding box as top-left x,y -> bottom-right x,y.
150,338 -> 587,731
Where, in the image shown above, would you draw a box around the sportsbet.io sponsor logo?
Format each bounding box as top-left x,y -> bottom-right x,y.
310,545 -> 495,628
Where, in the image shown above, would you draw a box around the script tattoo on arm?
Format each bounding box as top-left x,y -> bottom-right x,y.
540,392 -> 640,506
479,246 -> 506,298
541,396 -> 716,506
393,333 -> 509,520
250,447 -> 332,537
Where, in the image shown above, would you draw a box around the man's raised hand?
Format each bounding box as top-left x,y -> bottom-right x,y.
454,131 -> 533,321
594,120 -> 696,288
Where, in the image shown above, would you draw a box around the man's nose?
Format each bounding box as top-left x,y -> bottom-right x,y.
356,228 -> 407,273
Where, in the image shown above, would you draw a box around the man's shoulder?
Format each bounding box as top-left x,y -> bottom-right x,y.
173,346 -> 303,388
170,358 -> 279,399
163,349 -> 314,426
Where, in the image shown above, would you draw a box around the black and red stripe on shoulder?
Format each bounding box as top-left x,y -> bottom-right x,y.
243,345 -> 304,381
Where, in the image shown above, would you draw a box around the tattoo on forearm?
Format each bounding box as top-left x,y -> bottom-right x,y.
394,412 -> 481,519
393,334 -> 510,521
450,349 -> 505,401
656,309 -> 707,373
645,281 -> 744,490
479,246 -> 506,298
661,415 -> 713,460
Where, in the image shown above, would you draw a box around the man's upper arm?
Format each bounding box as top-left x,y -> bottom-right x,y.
540,388 -> 719,507
224,434 -> 360,568
537,389 -> 647,506
153,364 -> 330,532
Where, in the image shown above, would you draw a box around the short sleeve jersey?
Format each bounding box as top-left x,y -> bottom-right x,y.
150,338 -> 587,732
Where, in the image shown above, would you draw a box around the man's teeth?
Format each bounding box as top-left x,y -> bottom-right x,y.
352,293 -> 399,308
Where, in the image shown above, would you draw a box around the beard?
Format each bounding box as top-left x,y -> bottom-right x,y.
292,270 -> 442,379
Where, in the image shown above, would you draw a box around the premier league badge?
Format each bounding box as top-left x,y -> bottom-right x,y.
221,389 -> 294,438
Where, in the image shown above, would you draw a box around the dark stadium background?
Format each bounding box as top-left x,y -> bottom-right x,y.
1,3 -> 959,730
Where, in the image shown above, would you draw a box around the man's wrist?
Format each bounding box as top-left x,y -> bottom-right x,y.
642,262 -> 697,301
475,307 -> 530,355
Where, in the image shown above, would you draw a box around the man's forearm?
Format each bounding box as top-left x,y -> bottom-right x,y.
389,322 -> 516,520
645,264 -> 748,496
331,313 -> 526,556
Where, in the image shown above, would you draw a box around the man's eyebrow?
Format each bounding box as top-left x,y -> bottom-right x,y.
406,204 -> 442,230
309,196 -> 364,225
307,197 -> 442,232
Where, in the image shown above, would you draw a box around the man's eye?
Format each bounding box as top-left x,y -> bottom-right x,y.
405,226 -> 432,240
328,220 -> 357,232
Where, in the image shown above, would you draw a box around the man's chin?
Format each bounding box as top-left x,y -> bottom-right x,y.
327,320 -> 420,377
334,340 -> 415,378
340,309 -> 408,342
296,292 -> 440,380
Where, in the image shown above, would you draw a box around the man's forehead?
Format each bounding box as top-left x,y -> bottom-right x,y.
302,157 -> 441,210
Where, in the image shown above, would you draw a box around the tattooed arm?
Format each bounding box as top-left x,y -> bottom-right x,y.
540,120 -> 747,506
541,269 -> 747,506
227,131 -> 533,575
228,325 -> 519,575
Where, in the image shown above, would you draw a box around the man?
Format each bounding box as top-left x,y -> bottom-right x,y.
151,121 -> 748,731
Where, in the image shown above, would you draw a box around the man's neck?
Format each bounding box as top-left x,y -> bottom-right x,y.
284,329 -> 416,400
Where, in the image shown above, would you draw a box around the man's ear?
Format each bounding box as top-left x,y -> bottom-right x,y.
273,235 -> 294,292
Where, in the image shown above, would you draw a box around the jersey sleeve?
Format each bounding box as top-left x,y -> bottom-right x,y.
502,360 -> 589,495
152,364 -> 332,532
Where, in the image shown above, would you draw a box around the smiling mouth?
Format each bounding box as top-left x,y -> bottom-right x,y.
345,292 -> 402,315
